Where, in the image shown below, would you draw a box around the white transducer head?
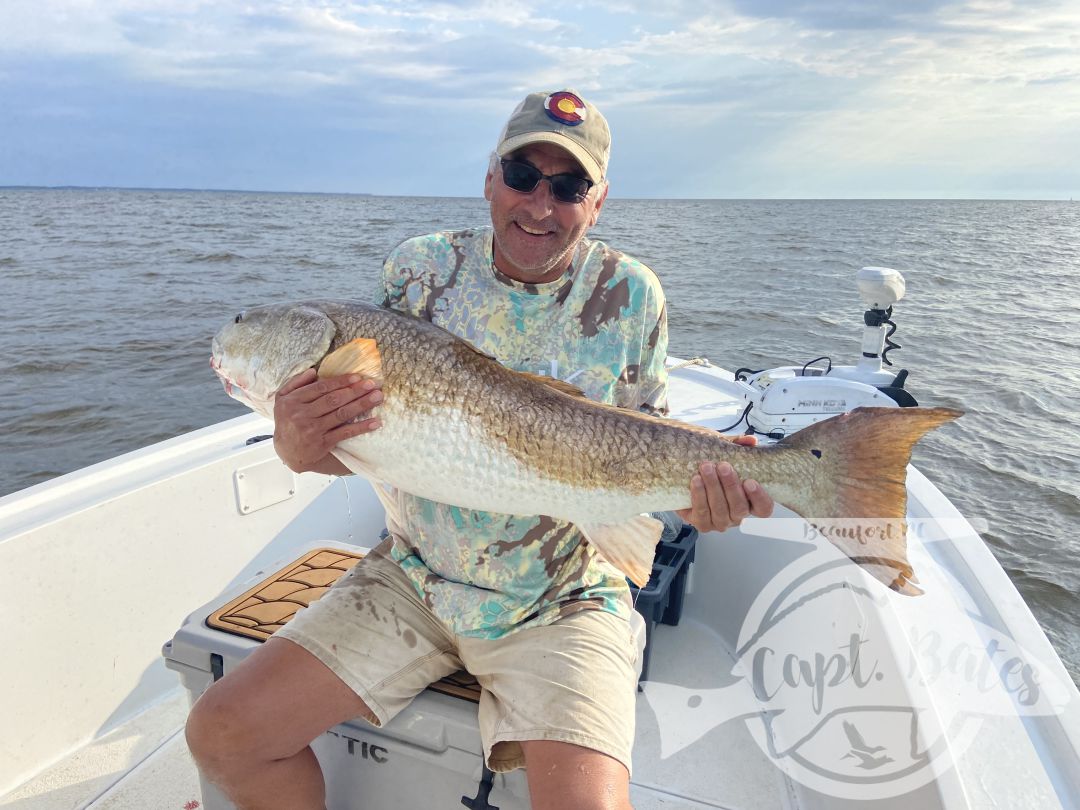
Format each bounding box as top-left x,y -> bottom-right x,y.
857,266 -> 906,311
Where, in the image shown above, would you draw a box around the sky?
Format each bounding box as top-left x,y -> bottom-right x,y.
1,0 -> 1078,199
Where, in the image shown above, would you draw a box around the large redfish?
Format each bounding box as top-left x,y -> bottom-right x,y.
210,300 -> 960,594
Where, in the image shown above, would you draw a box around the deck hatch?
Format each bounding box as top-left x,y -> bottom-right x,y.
233,457 -> 297,514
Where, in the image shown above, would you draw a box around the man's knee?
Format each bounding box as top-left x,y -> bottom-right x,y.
185,637 -> 375,775
521,740 -> 631,810
185,681 -> 264,774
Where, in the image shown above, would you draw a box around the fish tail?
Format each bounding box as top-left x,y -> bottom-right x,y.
779,406 -> 962,596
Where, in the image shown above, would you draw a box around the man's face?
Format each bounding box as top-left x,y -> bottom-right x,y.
484,142 -> 607,284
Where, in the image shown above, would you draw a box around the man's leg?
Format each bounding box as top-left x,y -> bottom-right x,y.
185,636 -> 373,810
458,609 -> 639,809
186,542 -> 461,809
520,740 -> 632,810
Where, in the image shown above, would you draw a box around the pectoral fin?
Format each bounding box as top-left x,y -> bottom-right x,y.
318,338 -> 383,382
578,515 -> 663,587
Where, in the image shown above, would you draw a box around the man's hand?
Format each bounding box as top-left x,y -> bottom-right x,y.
272,368 -> 383,473
675,435 -> 774,533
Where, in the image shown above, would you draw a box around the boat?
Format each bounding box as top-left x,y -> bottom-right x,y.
2,269 -> 1079,810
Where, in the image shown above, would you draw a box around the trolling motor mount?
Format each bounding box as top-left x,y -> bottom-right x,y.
733,267 -> 918,440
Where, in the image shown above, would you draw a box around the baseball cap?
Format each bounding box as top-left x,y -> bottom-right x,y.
495,90 -> 610,183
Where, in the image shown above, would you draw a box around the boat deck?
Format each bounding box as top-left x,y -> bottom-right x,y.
2,618 -> 789,810
0,691 -> 197,810
4,361 -> 1079,809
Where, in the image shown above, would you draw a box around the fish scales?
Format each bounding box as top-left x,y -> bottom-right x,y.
212,300 -> 961,593
321,302 -> 715,501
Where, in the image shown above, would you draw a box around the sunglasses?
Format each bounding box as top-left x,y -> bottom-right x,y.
500,159 -> 594,204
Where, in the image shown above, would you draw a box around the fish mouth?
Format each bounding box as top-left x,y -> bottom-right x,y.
209,353 -> 308,414
210,355 -> 255,403
210,360 -> 244,400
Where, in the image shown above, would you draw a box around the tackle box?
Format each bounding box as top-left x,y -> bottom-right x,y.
627,517 -> 699,682
162,544 -> 530,810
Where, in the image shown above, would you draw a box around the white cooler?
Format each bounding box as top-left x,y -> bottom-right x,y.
162,543 -> 531,810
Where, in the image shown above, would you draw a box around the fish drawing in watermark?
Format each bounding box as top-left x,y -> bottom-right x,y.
640,517 -> 1073,800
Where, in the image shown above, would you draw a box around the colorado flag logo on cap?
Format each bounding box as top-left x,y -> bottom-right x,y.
544,91 -> 587,126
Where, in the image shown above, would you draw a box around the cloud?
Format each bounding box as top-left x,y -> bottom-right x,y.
745,0 -> 1080,194
5,1 -> 1078,99
361,0 -> 565,29
727,0 -> 955,30
1,0 -> 1077,196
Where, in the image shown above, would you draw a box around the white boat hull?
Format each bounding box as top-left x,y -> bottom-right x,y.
2,361 -> 1078,809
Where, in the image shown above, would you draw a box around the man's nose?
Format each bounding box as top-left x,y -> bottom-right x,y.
519,179 -> 556,219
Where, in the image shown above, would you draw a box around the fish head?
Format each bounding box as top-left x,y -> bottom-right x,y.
211,303 -> 337,417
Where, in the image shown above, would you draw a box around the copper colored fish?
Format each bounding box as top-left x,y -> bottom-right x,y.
211,300 -> 961,594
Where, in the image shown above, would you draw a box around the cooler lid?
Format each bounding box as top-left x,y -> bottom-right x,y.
208,547 -> 363,640
165,545 -> 481,704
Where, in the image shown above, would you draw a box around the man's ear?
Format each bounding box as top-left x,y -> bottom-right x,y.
588,183 -> 609,228
484,169 -> 495,201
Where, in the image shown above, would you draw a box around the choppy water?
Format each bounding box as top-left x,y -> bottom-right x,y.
1,189 -> 1078,685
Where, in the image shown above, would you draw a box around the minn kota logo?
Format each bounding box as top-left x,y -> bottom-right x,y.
640,517 -> 1073,800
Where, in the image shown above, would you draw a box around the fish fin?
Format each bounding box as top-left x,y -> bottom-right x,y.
778,406 -> 961,596
318,338 -> 384,382
578,515 -> 663,587
513,371 -> 588,398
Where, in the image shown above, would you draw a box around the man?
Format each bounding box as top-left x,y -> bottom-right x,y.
186,90 -> 774,810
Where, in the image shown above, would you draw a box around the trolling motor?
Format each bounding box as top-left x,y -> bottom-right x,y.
733,267 -> 918,440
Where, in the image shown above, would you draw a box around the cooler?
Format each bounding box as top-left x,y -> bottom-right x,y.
162,544 -> 531,810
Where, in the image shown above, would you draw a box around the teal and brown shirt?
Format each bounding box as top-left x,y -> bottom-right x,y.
376,226 -> 668,638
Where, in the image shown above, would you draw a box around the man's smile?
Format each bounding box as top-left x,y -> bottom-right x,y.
515,222 -> 554,237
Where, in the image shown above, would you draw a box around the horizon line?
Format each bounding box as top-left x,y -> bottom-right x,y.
0,184 -> 1074,203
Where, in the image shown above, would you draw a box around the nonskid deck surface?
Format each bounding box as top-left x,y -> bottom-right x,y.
633,619 -> 792,809
1,625 -> 786,810
0,690 -> 201,810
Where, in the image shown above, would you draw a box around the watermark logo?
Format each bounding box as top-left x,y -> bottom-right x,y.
640,517 -> 1073,800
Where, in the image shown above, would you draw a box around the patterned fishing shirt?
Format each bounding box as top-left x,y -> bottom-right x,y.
376,226 -> 669,638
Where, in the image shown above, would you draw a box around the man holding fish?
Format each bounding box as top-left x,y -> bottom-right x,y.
188,89 -> 775,809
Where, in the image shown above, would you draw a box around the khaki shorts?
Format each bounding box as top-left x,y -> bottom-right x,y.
276,540 -> 643,774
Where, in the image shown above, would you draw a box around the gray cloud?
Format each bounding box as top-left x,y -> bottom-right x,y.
728,0 -> 951,30
1,0 -> 1077,197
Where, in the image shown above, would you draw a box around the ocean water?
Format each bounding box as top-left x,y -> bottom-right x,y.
1,189 -> 1078,686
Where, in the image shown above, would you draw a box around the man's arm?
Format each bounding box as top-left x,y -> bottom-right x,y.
273,369 -> 383,474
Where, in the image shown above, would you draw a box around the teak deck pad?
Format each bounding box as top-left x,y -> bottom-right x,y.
207,548 -> 481,703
